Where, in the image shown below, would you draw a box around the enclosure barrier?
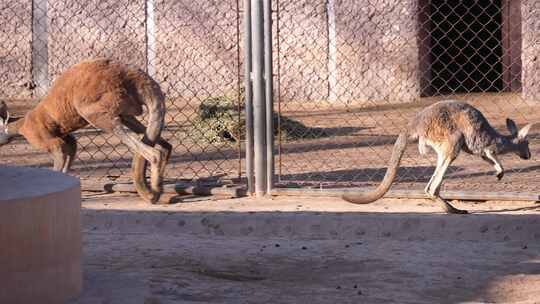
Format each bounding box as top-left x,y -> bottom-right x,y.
0,0 -> 538,197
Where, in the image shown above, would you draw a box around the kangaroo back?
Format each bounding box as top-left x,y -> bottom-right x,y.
342,132 -> 409,204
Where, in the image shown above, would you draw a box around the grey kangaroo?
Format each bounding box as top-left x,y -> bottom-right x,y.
342,100 -> 533,214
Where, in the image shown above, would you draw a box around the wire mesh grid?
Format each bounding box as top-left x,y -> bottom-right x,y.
0,0 -> 245,187
274,0 -> 540,193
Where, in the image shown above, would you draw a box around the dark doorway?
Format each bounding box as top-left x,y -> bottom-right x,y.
429,0 -> 503,94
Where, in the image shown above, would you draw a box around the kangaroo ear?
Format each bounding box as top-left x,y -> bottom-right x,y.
518,123 -> 533,139
506,118 -> 518,137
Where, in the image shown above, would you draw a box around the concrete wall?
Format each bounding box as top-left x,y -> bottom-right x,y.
277,0 -> 330,103
48,0 -> 147,79
0,0 -> 32,98
0,1 -> 539,104
521,0 -> 540,101
332,0 -> 420,104
153,0 -> 240,100
276,0 -> 420,104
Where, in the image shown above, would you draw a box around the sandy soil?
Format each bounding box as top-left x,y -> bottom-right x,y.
69,193 -> 540,304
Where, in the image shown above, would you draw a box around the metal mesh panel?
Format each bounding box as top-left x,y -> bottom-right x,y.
275,0 -> 540,193
0,0 -> 244,186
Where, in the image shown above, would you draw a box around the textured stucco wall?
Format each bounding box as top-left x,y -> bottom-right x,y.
277,0 -> 330,103
276,0 -> 420,104
0,0 -> 32,98
154,0 -> 240,100
47,0 -> 146,81
332,0 -> 420,104
1,1 -> 539,105
521,0 -> 540,101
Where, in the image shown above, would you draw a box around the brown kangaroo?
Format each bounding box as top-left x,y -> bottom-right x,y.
0,58 -> 172,203
342,100 -> 533,214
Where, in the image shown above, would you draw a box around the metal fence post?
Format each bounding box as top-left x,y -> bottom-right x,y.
263,0 -> 274,193
145,0 -> 156,77
251,0 -> 268,197
32,0 -> 49,97
244,0 -> 255,195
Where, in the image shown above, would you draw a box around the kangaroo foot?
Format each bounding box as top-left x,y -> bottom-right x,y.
429,195 -> 468,214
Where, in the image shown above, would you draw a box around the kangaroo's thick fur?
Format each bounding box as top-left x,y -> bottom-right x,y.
1,58 -> 172,203
342,100 -> 533,214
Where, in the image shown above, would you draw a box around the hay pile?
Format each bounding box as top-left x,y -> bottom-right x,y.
191,95 -> 327,143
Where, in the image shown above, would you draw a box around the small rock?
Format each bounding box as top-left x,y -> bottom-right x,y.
522,245 -> 528,250
301,246 -> 307,250
336,286 -> 341,290
275,244 -> 280,248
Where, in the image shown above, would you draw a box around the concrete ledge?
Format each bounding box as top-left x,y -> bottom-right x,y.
83,208 -> 540,243
0,166 -> 82,304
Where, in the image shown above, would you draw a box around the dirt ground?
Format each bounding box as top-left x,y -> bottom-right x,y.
2,92 -> 540,194
69,193 -> 540,304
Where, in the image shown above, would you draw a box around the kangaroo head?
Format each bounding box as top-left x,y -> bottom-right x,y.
0,100 -> 11,145
506,118 -> 533,160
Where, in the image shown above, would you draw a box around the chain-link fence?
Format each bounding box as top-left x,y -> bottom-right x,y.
0,0 -> 245,188
1,0 -> 539,195
274,0 -> 540,194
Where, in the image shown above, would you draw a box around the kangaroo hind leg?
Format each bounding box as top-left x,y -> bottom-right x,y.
48,135 -> 78,174
120,115 -> 172,203
121,115 -> 172,173
425,135 -> 468,214
111,117 -> 164,202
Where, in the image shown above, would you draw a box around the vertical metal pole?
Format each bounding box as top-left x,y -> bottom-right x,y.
263,0 -> 274,193
145,0 -> 156,77
326,0 -> 337,102
32,0 -> 49,97
251,0 -> 268,197
244,0 -> 255,195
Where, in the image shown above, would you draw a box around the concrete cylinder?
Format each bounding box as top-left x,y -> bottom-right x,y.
0,165 -> 82,304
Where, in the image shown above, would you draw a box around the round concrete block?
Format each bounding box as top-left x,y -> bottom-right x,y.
0,165 -> 82,304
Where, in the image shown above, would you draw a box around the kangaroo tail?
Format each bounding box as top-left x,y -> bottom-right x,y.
132,77 -> 166,203
341,131 -> 409,204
